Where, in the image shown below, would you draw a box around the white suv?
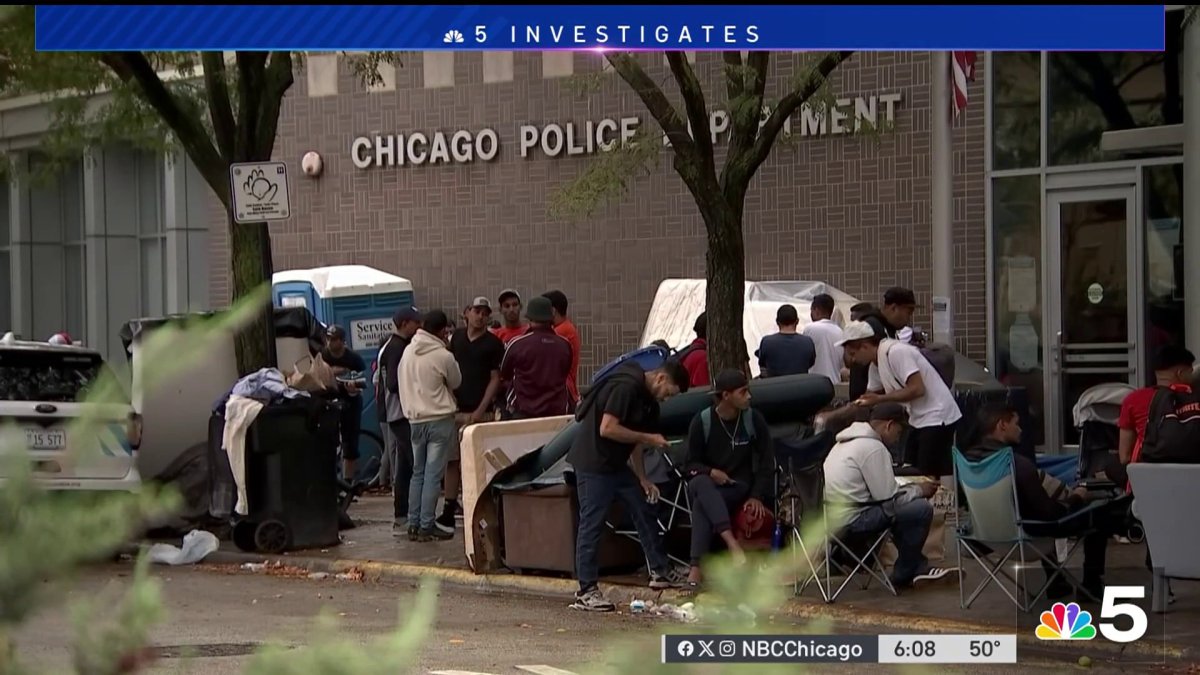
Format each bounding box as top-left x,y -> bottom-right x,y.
0,337 -> 142,491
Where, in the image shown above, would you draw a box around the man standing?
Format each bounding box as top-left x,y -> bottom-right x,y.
542,290 -> 582,409
500,296 -> 573,419
397,310 -> 462,542
491,289 -> 528,345
839,321 -> 962,479
683,369 -> 774,587
1119,345 -> 1196,466
804,293 -> 844,385
568,358 -> 692,611
756,304 -> 816,378
378,307 -> 422,532
679,312 -> 710,388
823,403 -> 949,589
322,325 -> 368,482
443,297 -> 505,531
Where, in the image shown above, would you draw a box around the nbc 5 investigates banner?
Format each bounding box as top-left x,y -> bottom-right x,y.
662,634 -> 1018,665
36,5 -> 1163,51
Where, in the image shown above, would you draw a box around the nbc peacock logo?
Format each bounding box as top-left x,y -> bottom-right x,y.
1036,601 -> 1097,640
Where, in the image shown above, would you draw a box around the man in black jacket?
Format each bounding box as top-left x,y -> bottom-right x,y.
965,404 -> 1126,600
567,359 -> 691,612
377,306 -> 422,531
683,369 -> 774,587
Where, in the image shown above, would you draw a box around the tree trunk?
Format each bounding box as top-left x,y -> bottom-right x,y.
228,217 -> 275,376
703,206 -> 748,378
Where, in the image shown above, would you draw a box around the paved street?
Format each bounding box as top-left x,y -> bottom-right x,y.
8,563 -> 1153,674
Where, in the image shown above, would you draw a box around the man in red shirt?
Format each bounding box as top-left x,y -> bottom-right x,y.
491,289 -> 528,345
501,296 -> 574,419
680,312 -> 709,388
1118,345 -> 1195,465
542,290 -> 581,408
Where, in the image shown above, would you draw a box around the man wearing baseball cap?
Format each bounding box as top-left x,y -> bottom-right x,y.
323,324 -> 368,481
500,296 -> 573,419
492,289 -> 528,345
378,307 -> 422,531
823,402 -> 950,588
442,297 -> 506,531
838,320 -> 962,480
682,369 -> 774,588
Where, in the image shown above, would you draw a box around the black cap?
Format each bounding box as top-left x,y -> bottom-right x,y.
883,287 -> 917,307
1153,344 -> 1196,371
393,306 -> 421,325
326,324 -> 346,340
713,369 -> 749,394
869,402 -> 909,424
498,289 -> 521,305
776,304 -> 799,325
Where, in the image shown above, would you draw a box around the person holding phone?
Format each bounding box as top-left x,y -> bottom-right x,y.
682,370 -> 775,588
567,357 -> 691,612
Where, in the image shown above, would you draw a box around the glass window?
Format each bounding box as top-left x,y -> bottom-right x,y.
64,244 -> 85,340
1143,164 -> 1185,382
140,238 -> 164,317
991,52 -> 1041,170
992,175 -> 1045,446
0,252 -> 10,334
0,179 -> 9,248
1047,12 -> 1183,166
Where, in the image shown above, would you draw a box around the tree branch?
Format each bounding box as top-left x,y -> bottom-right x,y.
97,51 -> 228,204
254,51 -> 294,160
746,51 -> 852,177
200,52 -> 235,162
604,52 -> 698,163
724,51 -> 770,185
665,51 -> 715,172
722,51 -> 744,101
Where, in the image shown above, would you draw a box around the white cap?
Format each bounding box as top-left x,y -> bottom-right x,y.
836,320 -> 877,346
48,333 -> 71,345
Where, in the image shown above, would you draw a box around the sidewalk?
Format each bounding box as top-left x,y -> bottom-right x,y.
204,496 -> 1200,666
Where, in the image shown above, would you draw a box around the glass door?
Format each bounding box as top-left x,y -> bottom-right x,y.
1047,187 -> 1138,451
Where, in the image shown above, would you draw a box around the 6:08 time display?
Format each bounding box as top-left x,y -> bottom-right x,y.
893,640 -> 936,658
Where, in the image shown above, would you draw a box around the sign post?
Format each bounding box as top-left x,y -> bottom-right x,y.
229,161 -> 292,370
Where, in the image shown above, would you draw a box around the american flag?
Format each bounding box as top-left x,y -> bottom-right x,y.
951,51 -> 977,120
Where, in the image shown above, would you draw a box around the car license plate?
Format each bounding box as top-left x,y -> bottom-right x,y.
25,428 -> 66,450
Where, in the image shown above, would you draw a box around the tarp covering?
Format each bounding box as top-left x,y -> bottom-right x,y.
639,279 -> 860,378
118,307 -> 326,360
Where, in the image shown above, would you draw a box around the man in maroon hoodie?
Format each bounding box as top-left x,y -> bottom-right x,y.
500,296 -> 573,419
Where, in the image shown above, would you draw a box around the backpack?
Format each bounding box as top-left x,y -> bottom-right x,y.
668,341 -> 705,368
918,342 -> 956,389
699,406 -> 757,443
1139,386 -> 1200,464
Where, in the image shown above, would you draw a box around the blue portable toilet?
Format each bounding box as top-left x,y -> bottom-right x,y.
272,265 -> 416,476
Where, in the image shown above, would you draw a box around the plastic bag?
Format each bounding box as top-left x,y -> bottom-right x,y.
147,529 -> 220,565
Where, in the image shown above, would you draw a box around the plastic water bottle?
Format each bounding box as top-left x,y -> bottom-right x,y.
771,522 -> 784,552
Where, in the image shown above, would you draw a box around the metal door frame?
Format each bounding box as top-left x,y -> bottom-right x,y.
1044,182 -> 1143,453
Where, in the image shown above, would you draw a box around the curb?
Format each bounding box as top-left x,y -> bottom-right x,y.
200,550 -> 1193,662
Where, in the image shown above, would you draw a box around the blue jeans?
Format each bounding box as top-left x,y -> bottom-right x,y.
408,417 -> 457,531
574,469 -> 670,593
848,498 -> 933,585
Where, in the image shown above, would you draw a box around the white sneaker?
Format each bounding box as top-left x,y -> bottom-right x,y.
569,588 -> 615,612
914,567 -> 956,583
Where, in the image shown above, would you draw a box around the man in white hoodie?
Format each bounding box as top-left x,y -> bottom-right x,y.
397,309 -> 463,542
823,403 -> 949,589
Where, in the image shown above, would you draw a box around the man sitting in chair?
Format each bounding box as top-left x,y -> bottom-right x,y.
682,369 -> 775,588
966,404 -> 1125,600
823,403 -> 951,589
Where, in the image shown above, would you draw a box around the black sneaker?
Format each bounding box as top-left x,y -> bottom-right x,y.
649,568 -> 685,589
436,509 -> 457,531
569,588 -> 615,612
418,527 -> 453,542
407,526 -> 419,541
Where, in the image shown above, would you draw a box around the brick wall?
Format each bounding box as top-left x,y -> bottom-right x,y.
208,51 -> 989,373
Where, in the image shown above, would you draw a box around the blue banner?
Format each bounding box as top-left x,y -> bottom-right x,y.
36,5 -> 1165,52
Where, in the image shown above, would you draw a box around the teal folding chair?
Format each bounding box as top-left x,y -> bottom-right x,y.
952,447 -> 1103,612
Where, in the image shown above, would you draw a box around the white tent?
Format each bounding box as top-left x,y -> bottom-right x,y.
639,279 -> 861,378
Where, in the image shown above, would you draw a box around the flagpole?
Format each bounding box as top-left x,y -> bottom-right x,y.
931,51 -> 954,347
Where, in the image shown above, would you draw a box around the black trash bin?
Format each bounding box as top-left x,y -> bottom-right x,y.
221,398 -> 342,554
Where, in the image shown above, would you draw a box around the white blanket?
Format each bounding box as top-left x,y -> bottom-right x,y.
223,394 -> 265,516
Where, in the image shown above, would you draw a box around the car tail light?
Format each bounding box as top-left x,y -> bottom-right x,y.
127,412 -> 143,450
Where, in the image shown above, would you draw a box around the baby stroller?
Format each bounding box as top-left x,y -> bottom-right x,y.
1071,381 -> 1143,543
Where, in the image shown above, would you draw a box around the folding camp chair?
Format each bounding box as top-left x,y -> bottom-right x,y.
774,431 -> 834,601
807,493 -> 899,603
1128,463 -> 1200,613
952,447 -> 1106,612
604,440 -> 692,569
